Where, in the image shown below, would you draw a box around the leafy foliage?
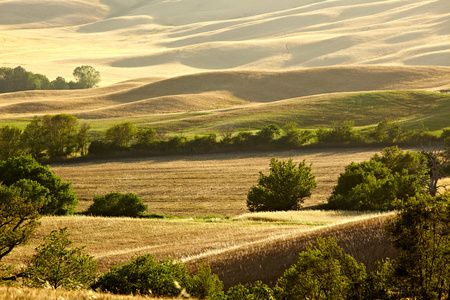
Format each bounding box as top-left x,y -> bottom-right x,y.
72,65 -> 101,89
0,156 -> 78,215
384,193 -> 450,299
92,254 -> 192,297
25,228 -> 97,289
226,281 -> 274,300
326,146 -> 428,210
105,122 -> 136,148
247,158 -> 316,212
0,181 -> 46,261
275,237 -> 367,300
190,263 -> 225,300
85,192 -> 147,217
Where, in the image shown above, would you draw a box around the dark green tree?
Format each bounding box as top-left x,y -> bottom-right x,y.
73,65 -> 101,88
85,192 -> 147,217
190,263 -> 225,299
326,146 -> 428,211
0,156 -> 78,215
25,228 -> 97,289
384,193 -> 450,299
0,180 -> 47,262
247,158 -> 316,212
0,125 -> 23,160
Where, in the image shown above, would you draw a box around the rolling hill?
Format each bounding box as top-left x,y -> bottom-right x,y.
0,0 -> 448,85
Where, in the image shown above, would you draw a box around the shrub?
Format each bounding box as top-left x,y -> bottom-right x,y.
85,192 -> 147,217
0,156 -> 77,215
92,254 -> 192,297
247,158 -> 316,212
226,281 -> 274,300
25,228 -> 97,289
190,263 -> 225,299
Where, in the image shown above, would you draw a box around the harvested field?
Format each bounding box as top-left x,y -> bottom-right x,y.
3,211 -> 394,284
51,148 -> 382,216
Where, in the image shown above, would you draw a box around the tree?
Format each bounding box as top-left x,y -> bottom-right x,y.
72,65 -> 100,89
25,228 -> 97,289
275,237 -> 367,300
0,125 -> 23,160
190,263 -> 225,299
42,114 -> 79,158
247,158 -> 316,212
0,180 -> 47,262
93,254 -> 192,297
21,116 -> 47,159
50,76 -> 69,90
85,192 -> 147,217
326,146 -> 428,211
105,122 -> 136,148
0,156 -> 78,215
385,193 -> 450,299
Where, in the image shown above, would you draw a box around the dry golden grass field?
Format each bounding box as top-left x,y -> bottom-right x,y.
3,148 -> 400,290
50,148 -> 381,216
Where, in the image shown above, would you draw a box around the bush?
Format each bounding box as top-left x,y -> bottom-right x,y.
226,281 -> 274,300
326,146 -> 427,211
85,192 -> 147,217
190,263 -> 225,299
247,158 -> 316,212
25,228 -> 97,289
92,254 -> 192,297
0,156 -> 77,215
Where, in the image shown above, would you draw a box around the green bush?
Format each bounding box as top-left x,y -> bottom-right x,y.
190,263 -> 225,299
92,254 -> 192,297
226,281 -> 274,300
85,192 -> 147,217
326,146 -> 427,211
0,156 -> 77,215
247,158 -> 316,212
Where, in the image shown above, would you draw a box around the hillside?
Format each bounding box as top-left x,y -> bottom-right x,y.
0,0 -> 449,84
1,66 -> 450,134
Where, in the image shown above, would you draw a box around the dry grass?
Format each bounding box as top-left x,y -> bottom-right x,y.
0,286 -> 165,300
50,148 -> 381,216
187,214 -> 396,288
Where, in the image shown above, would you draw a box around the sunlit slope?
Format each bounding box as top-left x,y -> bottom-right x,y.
0,66 -> 449,121
0,0 -> 448,84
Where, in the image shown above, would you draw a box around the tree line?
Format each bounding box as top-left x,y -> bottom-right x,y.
0,65 -> 100,93
2,114 -> 449,162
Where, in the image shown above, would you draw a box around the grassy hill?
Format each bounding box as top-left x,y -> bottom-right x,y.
1,66 -> 450,135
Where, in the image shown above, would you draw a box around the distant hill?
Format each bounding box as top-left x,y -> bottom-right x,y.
0,0 -> 448,84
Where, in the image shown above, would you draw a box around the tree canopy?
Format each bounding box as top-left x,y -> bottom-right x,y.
247,158 -> 317,212
0,156 -> 77,215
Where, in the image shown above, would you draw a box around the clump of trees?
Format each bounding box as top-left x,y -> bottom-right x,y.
0,114 -> 90,160
247,158 -> 316,212
0,65 -> 100,93
325,146 -> 429,211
